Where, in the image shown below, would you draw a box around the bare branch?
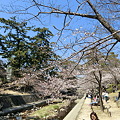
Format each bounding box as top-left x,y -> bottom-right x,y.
87,0 -> 120,42
39,11 -> 97,19
105,41 -> 119,60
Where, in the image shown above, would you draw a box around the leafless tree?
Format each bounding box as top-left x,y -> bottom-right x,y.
1,0 -> 120,55
0,0 -> 120,103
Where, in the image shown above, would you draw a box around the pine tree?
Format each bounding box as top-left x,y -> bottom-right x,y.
0,17 -> 58,77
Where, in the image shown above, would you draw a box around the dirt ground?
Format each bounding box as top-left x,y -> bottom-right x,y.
77,92 -> 120,120
0,88 -> 30,95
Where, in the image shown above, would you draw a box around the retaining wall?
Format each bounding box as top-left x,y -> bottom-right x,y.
63,95 -> 86,120
0,95 -> 39,109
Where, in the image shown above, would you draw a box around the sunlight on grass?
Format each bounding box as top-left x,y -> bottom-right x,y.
109,90 -> 120,101
91,90 -> 120,120
30,104 -> 60,118
92,106 -> 110,120
29,100 -> 69,119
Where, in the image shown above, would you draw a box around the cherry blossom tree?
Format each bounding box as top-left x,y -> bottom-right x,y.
0,0 -> 120,102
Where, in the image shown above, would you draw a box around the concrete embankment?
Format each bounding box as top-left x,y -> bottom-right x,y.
63,95 -> 86,120
0,95 -> 39,109
0,94 -> 85,118
0,95 -> 47,116
0,100 -> 47,116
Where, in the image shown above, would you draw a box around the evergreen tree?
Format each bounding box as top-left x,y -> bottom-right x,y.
0,17 -> 58,77
0,60 -> 6,83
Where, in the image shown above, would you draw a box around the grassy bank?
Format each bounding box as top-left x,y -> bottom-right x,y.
29,100 -> 72,119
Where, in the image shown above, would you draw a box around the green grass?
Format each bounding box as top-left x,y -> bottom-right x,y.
29,100 -> 69,119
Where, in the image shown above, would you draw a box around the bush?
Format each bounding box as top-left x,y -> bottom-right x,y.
106,87 -> 113,93
106,83 -> 120,93
117,84 -> 120,90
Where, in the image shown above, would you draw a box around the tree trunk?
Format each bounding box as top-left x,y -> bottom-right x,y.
98,82 -> 104,111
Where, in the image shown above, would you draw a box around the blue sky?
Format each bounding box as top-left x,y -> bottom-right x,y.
0,0 -> 120,61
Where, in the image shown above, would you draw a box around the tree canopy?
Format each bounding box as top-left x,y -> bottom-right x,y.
0,0 -> 120,99
0,17 -> 58,77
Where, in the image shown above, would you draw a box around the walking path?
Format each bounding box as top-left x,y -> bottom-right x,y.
77,98 -> 92,120
76,94 -> 120,120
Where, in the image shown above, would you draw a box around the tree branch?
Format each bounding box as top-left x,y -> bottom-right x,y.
87,0 -> 120,42
39,11 -> 97,19
105,41 -> 119,60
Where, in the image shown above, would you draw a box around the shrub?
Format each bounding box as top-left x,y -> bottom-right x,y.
117,84 -> 120,90
106,87 -> 113,93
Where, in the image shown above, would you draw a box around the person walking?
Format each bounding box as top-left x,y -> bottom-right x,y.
104,91 -> 109,103
116,92 -> 120,101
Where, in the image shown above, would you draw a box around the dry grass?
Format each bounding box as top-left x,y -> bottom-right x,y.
29,100 -> 70,119
92,106 -> 111,120
92,91 -> 120,120
0,88 -> 30,95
